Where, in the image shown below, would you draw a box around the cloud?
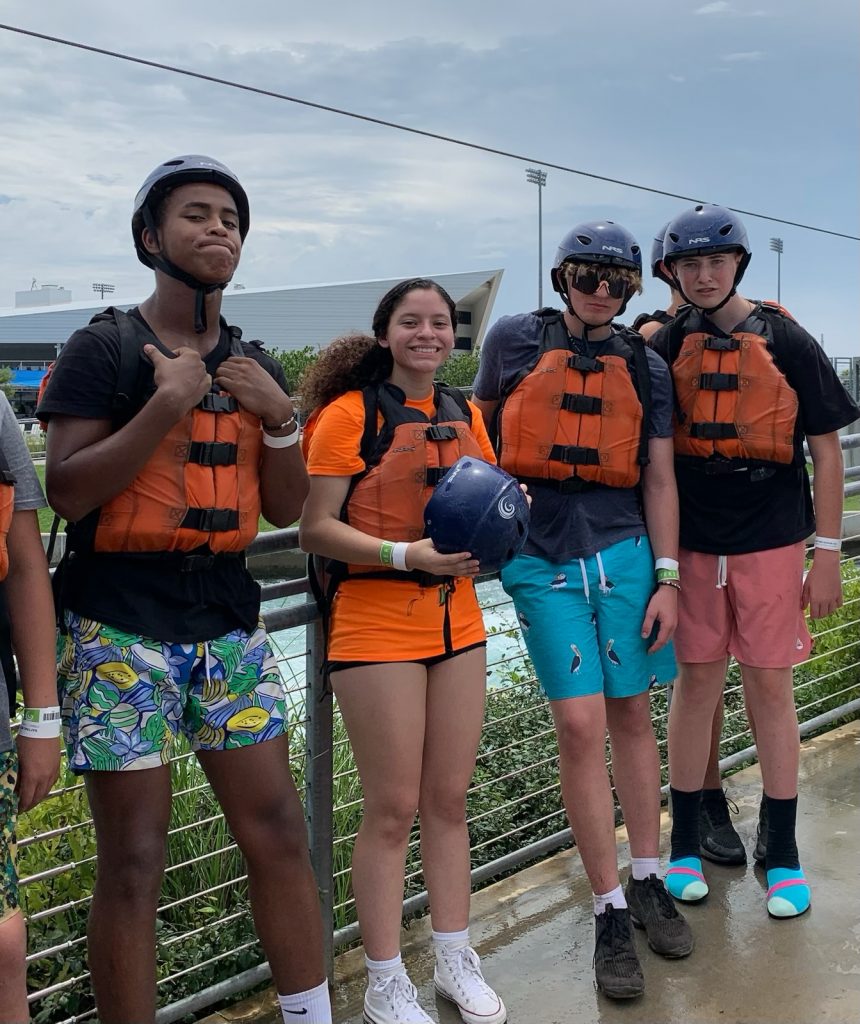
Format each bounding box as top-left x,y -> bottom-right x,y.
669,74 -> 686,82
695,1 -> 731,13
722,50 -> 766,61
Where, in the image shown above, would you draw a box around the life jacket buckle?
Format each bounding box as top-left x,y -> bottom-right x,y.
424,424 -> 459,442
567,354 -> 603,373
703,337 -> 740,352
187,441 -> 238,467
425,466 -> 453,486
698,373 -> 739,392
180,507 -> 240,532
560,393 -> 603,414
199,392 -> 239,413
179,553 -> 216,572
548,444 -> 601,466
689,422 -> 739,441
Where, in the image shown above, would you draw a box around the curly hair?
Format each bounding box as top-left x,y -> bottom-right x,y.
298,333 -> 391,417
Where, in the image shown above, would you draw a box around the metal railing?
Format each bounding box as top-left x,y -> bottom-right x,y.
17,436 -> 860,1024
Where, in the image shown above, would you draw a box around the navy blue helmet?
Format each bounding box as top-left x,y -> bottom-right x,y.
662,204 -> 751,286
424,457 -> 529,574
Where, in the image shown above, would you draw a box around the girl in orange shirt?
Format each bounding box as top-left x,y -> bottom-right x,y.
300,279 -> 506,1024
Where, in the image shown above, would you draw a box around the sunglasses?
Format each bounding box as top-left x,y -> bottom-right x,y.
565,265 -> 632,300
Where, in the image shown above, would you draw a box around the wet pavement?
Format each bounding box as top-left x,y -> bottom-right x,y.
205,720 -> 860,1024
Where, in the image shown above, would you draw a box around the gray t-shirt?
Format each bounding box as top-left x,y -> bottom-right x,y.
473,311 -> 674,563
0,395 -> 48,753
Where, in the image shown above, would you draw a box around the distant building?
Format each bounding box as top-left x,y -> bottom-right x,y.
14,284 -> 72,308
0,271 -> 503,368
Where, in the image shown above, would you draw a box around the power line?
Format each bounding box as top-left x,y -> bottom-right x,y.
2,21 -> 858,243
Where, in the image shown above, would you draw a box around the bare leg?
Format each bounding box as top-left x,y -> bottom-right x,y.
0,911 -> 27,1023
738,665 -> 798,798
703,694 -> 726,790
606,692 -> 661,859
198,735 -> 326,995
668,661 -> 727,791
85,766 -> 172,1024
333,663 -> 427,960
551,694 -> 619,894
418,648 -> 486,931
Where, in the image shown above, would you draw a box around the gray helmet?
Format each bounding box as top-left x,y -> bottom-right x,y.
131,155 -> 250,332
650,222 -> 674,286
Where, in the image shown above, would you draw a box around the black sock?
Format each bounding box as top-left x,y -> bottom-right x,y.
764,794 -> 800,870
670,787 -> 702,860
701,787 -> 725,806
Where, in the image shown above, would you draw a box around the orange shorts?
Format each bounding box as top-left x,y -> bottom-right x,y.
675,542 -> 811,668
327,576 -> 486,662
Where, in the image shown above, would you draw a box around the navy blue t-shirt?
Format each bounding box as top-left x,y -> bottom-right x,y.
650,304 -> 860,555
473,311 -> 674,563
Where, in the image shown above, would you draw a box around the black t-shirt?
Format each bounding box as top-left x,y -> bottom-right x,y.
37,307 -> 290,642
651,304 -> 860,555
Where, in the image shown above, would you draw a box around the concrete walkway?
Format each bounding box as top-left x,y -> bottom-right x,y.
203,720 -> 860,1024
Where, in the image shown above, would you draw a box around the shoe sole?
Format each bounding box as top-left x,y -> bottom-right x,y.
700,844 -> 748,867
434,983 -> 508,1024
594,979 -> 645,1000
629,913 -> 694,958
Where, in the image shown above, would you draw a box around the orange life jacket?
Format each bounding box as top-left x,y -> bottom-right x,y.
666,301 -> 800,469
496,310 -> 651,492
65,309 -> 264,557
0,452 -> 15,581
342,383 -> 485,577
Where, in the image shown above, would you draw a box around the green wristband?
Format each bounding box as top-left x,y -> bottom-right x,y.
656,567 -> 680,582
379,541 -> 395,567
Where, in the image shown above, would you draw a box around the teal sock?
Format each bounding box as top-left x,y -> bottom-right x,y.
666,856 -> 709,902
766,866 -> 810,918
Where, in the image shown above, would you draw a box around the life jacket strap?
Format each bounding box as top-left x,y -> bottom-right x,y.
560,393 -> 603,414
548,444 -> 602,466
180,507 -> 240,532
703,337 -> 740,352
199,393 -> 239,413
566,353 -> 604,373
689,422 -> 739,441
698,372 -> 739,392
187,441 -> 239,467
425,465 -> 454,486
424,424 -> 460,442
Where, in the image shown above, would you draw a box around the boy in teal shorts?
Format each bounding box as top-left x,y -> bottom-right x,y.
473,220 -> 691,1000
0,391 -> 60,1020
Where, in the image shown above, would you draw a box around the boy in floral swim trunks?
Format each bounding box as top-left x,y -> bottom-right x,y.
38,156 -> 331,1023
0,390 -> 60,1020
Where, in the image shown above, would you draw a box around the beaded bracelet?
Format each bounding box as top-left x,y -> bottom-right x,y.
657,578 -> 682,591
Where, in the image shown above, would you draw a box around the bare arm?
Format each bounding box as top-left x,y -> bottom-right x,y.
46,345 -> 211,522
471,397 -> 499,431
299,475 -> 479,577
6,509 -> 61,810
638,435 -> 679,652
803,431 -> 845,619
259,437 -> 309,528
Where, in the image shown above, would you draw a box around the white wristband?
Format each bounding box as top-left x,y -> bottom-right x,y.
392,542 -> 410,571
655,557 -> 680,572
262,425 -> 300,449
814,536 -> 842,552
18,706 -> 62,739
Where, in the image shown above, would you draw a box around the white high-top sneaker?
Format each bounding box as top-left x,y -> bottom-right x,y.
363,968 -> 434,1024
434,945 -> 507,1024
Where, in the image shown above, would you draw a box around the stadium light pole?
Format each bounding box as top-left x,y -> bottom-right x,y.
769,238 -> 783,304
526,168 -> 547,307
93,282 -> 115,301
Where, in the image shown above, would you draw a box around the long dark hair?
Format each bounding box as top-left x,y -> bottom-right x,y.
300,278 -> 457,417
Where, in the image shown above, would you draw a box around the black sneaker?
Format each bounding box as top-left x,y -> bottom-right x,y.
625,875 -> 694,958
593,906 -> 645,1000
699,789 -> 747,866
753,796 -> 767,865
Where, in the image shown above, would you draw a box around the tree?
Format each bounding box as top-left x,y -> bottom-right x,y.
435,351 -> 480,389
0,367 -> 13,402
272,346 -> 319,395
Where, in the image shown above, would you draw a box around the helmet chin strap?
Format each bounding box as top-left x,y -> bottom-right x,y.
142,208 -> 227,333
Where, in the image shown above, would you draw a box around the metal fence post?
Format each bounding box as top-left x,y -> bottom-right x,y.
306,612 -> 335,980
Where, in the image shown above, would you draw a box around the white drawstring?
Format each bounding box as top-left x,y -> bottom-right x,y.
203,641 -> 211,685
596,551 -> 611,595
716,554 -> 728,590
578,558 -> 590,603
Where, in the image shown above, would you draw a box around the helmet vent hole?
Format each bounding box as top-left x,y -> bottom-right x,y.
163,159 -> 184,166
718,224 -> 733,236
668,232 -> 679,243
576,234 -> 593,245
631,245 -> 640,256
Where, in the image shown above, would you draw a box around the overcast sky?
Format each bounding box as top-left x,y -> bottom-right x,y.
1,0 -> 858,355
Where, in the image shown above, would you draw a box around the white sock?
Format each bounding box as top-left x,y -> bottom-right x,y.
278,979 -> 331,1024
593,884 -> 627,915
366,953 -> 403,981
432,926 -> 470,952
631,857 -> 661,881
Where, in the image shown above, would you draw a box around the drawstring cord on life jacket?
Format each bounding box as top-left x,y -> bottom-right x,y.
716,555 -> 728,590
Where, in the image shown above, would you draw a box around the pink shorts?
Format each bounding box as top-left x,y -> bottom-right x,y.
675,542 -> 812,668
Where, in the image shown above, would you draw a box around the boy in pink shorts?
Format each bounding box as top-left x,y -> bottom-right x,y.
650,204 -> 859,919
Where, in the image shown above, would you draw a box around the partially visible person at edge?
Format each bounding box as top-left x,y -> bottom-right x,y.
650,203 -> 860,921
37,156 -> 331,1024
299,280 -> 508,1024
0,391 -> 60,1022
633,224 -> 755,869
472,222 -> 693,1002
